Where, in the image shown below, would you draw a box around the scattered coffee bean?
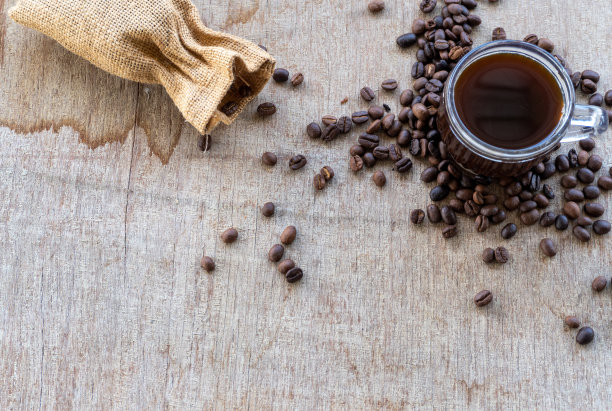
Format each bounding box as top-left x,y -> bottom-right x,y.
591,275 -> 607,291
581,79 -> 597,94
320,166 -> 334,181
588,93 -> 604,106
540,212 -> 556,227
322,115 -> 337,126
543,184 -> 555,199
313,173 -> 326,190
539,238 -> 557,257
587,155 -> 603,172
520,209 -> 540,225
351,111 -> 369,124
533,193 -> 549,208
285,267 -> 303,283
262,202 -> 275,217
289,155 -> 307,170
442,225 -> 458,239
290,72 -> 304,86
564,188 -> 584,202
368,0 -> 385,12
501,223 -> 517,239
555,215 -> 569,231
576,326 -> 594,345
397,33 -> 418,48
577,216 -> 593,227
579,138 -> 596,152
420,0 -> 437,13
368,105 -> 385,119
200,256 -> 215,272
421,166 -> 439,183
366,119 -> 382,134
583,185 -> 600,199
280,226 -> 297,245
372,170 -> 387,187
306,122 -> 322,138
361,86 -> 375,101
563,202 -> 580,219
221,228 -> 238,243
598,176 -> 612,190
555,154 -> 570,171
349,155 -> 364,172
221,101 -> 238,116
537,38 -> 554,52
492,27 -> 506,41
336,116 -> 352,133
277,259 -> 295,275
565,316 -> 580,328
494,247 -> 510,264
491,210 -> 507,224
410,209 -> 425,224
475,215 -> 490,232
427,204 -> 442,223
381,79 -> 398,91
584,202 -> 604,217
593,220 -> 611,235
561,175 -> 577,188
197,134 -> 212,152
430,185 -> 450,201
482,248 -> 496,263
474,290 -> 492,307
582,70 -> 600,83
257,102 -> 277,116
400,89 -> 414,106
272,68 -> 289,82
441,206 -> 457,225
262,152 -> 278,166
573,225 -> 591,242
523,34 -> 538,44
268,244 -> 285,262
395,157 -> 413,173
363,152 -> 377,168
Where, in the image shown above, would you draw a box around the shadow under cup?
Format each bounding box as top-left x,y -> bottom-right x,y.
438,40 -> 608,178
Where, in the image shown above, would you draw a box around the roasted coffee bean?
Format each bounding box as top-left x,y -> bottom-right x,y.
262,202 -> 275,217
397,33 -> 418,48
410,209 -> 425,224
541,162 -> 556,179
587,154 -> 603,172
366,119 -> 382,134
350,112 -> 368,126
430,185 -> 449,201
543,184 -> 555,199
420,0 -> 437,13
442,225 -> 458,239
412,61 -> 425,79
313,173 -> 326,190
381,113 -> 395,130
584,202 -> 604,217
397,129 -> 411,146
285,267 -> 303,283
565,316 -> 580,328
200,256 -> 215,272
464,200 -> 480,217
373,146 -> 390,160
474,290 -> 492,307
381,79 -> 398,91
412,103 -> 430,121
272,68 -> 289,82
280,226 -> 297,245
440,206 -> 457,225
358,133 -> 379,150
561,175 -> 577,188
449,199 -> 464,213
491,210 -> 507,224
568,149 -> 578,168
368,0 -> 385,12
540,238 -> 557,257
221,101 -> 239,116
277,259 -> 295,275
307,122 -> 322,138
564,189 -> 585,202
482,248 -> 496,263
262,152 -> 277,166
436,171 -> 450,186
518,191 -> 533,202
537,38 -> 554,52
588,93 -> 604,106
529,173 -> 541,191
363,152 -> 377,168
372,170 -> 386,187
582,69 -> 600,83
583,185 -> 600,199
368,105 -> 385,119
555,215 -> 569,230
427,204 -> 442,223
257,102 -> 277,116
571,71 -> 581,89
349,155 -> 364,172
505,181 -> 522,196
573,225 -> 591,242
523,34 -> 538,44
519,200 -> 537,213
361,87 -> 375,102
540,212 -> 556,227
395,157 -> 413,173
492,27 -> 506,41
480,205 -> 499,217
412,18 -> 427,34
387,120 -> 402,137
593,220 -> 611,235
197,134 -> 212,152
335,116 -> 352,134
289,154 -> 307,170
221,228 -> 238,243
563,202 -> 580,219
581,79 -> 597,94
456,188 -> 473,201
322,115 -> 337,126
577,168 -> 594,184
388,144 -> 403,162
319,166 -> 334,181
503,196 -> 520,211
290,72 -> 304,86
555,154 -> 570,171
494,247 -> 510,264
400,89 -> 414,106
604,89 -> 612,106
579,138 -> 596,152
499,223 -> 517,239
575,326 -> 594,345
421,166 -> 439,183
577,216 -> 593,227
268,244 -> 285,262
474,215 -> 489,232
520,209 -> 540,226
533,193 -> 549,208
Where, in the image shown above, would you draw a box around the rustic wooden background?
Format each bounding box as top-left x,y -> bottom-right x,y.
1,0 -> 611,408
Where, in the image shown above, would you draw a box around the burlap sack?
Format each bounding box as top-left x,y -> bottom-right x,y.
9,0 -> 275,134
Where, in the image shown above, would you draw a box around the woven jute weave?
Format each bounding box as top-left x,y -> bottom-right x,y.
9,0 -> 275,135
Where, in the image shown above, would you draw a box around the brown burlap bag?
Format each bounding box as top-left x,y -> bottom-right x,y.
9,0 -> 275,134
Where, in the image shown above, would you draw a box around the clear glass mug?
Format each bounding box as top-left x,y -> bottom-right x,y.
438,40 -> 609,177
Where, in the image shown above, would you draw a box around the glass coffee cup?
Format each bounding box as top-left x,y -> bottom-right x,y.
438,40 -> 609,177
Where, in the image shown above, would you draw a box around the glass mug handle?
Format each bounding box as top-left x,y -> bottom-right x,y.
561,104 -> 609,143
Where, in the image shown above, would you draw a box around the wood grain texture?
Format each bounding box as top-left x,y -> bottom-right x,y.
1,0 -> 612,408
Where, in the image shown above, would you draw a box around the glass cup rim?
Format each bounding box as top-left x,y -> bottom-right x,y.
443,40 -> 575,163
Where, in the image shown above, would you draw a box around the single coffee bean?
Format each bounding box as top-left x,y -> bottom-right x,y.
412,18 -> 427,34
537,38 -> 554,52
603,89 -> 612,106
349,155 -> 364,172
412,103 -> 430,121
539,238 -> 557,257
475,215 -> 489,232
464,200 -> 481,217
449,199 -> 464,213
581,79 -> 597,94
456,188 -> 473,201
573,225 -> 591,242
503,196 -> 520,211
466,14 -> 481,26
519,200 -> 537,213
373,146 -> 390,160
564,189 -> 585,202
361,86 -> 375,101
440,206 -> 457,225
321,124 -> 339,141
370,170 -> 387,187
587,154 -> 603,172
588,93 -> 604,106
442,225 -> 458,239
520,209 -> 540,225
593,220 -> 611,235
306,122 -> 322,138
351,111 -> 369,124
388,144 -> 403,162
541,162 -> 556,179
565,316 -> 580,328
480,205 -> 499,217
197,134 -> 212,151
268,244 -> 285,262
285,267 -> 303,283
582,69 -> 600,83
381,79 -> 398,91
221,228 -> 238,243
400,89 -> 414,106
221,101 -> 238,116
430,185 -> 450,201
366,119 -> 382,134
381,113 -> 395,130
474,290 -> 492,307
397,33 -> 418,48
540,212 -> 556,227
200,256 -> 215,272
501,223 -> 517,239
421,167 -> 439,183
492,27 -> 506,41
368,0 -> 385,12
427,204 -> 442,223
571,71 -> 581,88
520,190 -> 533,202
280,226 -> 297,245
578,150 -> 590,166
277,259 -> 295,275
363,152 -> 377,168
579,137 -> 596,151
289,155 -> 307,170
272,68 -> 289,82
410,209 -> 425,224
491,210 -> 507,224
436,171 -> 451,186
336,116 -> 352,133
563,201 -> 580,219
523,34 -> 538,44
543,184 -> 555,199
561,175 -> 577,188
419,0 -> 437,13
313,173 -> 326,190
290,72 -> 304,86
576,327 -> 594,345
597,176 -> 612,190
494,247 -> 510,264
583,185 -> 600,199
257,102 -> 276,116
320,166 -> 334,181
584,202 -> 604,217
262,151 -> 277,166
555,215 -> 569,230
395,157 -> 413,173
577,216 -> 593,227
555,154 -> 570,171
261,202 -> 275,217
368,105 -> 385,119
505,181 -> 522,196
533,193 -> 549,208
482,248 -> 496,263
358,133 -> 379,150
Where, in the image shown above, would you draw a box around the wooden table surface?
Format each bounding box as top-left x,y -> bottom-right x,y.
1,0 -> 612,408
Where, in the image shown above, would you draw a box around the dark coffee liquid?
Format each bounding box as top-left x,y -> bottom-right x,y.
454,53 -> 563,149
